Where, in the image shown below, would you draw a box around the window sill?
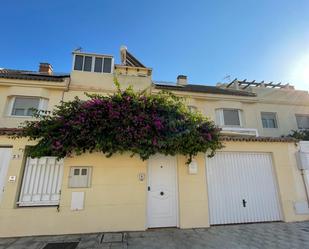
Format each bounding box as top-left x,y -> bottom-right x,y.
73,69 -> 113,74
17,201 -> 59,207
220,125 -> 243,128
5,115 -> 35,119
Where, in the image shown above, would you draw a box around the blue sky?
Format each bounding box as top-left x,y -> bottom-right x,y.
1,0 -> 309,90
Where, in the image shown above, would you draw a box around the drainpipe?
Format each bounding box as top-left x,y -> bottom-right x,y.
61,76 -> 71,101
301,169 -> 309,203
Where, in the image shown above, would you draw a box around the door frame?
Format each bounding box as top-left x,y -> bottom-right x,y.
0,147 -> 12,204
205,151 -> 283,225
146,155 -> 179,228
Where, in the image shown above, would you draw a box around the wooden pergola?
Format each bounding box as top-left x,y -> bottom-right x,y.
226,78 -> 294,89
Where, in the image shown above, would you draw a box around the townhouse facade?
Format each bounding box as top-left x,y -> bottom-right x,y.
0,47 -> 309,237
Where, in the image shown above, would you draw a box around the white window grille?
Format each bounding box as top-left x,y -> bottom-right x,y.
18,157 -> 64,206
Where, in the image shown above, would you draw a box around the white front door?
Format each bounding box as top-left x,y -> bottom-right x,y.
147,155 -> 178,228
206,152 -> 282,225
0,148 -> 12,203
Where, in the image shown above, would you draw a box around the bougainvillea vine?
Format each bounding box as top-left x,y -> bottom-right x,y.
14,83 -> 223,164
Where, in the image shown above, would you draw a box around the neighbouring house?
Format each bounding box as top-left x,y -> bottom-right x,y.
0,47 -> 309,237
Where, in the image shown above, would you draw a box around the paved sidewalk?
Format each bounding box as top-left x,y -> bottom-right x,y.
1,221 -> 309,249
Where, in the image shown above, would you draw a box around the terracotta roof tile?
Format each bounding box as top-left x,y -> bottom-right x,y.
220,135 -> 297,143
0,128 -> 22,136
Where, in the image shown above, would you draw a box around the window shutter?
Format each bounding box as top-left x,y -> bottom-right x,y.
18,157 -> 64,206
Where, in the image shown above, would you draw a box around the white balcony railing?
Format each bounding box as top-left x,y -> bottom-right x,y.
220,127 -> 259,137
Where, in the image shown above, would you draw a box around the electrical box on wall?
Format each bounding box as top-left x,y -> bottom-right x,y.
71,192 -> 85,211
188,159 -> 198,174
69,167 -> 92,188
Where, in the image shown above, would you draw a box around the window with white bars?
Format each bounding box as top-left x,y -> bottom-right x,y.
18,157 -> 64,206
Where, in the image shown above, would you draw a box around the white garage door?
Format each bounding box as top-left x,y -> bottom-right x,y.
206,152 -> 282,225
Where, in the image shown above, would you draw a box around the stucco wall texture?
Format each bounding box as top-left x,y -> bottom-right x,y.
0,136 -> 308,237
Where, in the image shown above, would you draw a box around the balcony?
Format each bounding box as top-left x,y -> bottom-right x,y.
220,127 -> 259,137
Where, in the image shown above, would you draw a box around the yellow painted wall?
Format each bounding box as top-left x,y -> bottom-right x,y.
70,71 -> 152,93
177,154 -> 209,228
0,136 -> 147,237
1,71 -> 309,136
0,84 -> 66,128
1,65 -> 309,237
152,87 -> 309,137
0,135 -> 308,237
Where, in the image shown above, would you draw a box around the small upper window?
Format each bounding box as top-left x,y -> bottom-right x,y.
94,57 -> 103,72
83,56 -> 92,72
261,112 -> 278,128
296,115 -> 309,129
103,58 -> 112,73
73,54 -> 113,73
74,55 -> 83,70
11,97 -> 40,116
216,108 -> 242,127
223,109 -> 240,126
9,96 -> 48,117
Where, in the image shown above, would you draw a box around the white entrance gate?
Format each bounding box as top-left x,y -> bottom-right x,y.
147,155 -> 178,228
206,152 -> 282,225
0,148 -> 12,203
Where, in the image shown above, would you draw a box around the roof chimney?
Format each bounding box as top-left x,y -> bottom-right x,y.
39,63 -> 53,75
120,45 -> 127,65
177,75 -> 187,85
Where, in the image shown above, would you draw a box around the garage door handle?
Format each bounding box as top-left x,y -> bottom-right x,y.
160,192 -> 164,196
242,199 -> 247,207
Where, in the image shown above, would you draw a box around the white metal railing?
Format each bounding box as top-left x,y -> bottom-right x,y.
220,127 -> 259,137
